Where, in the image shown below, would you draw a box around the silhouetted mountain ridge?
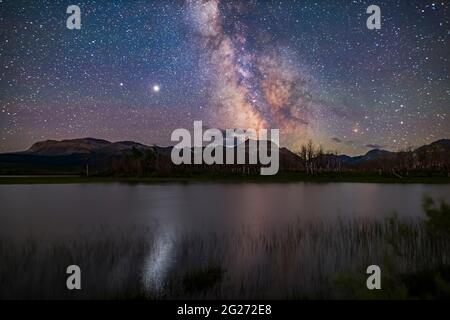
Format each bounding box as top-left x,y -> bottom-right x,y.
24,138 -> 152,156
0,137 -> 449,175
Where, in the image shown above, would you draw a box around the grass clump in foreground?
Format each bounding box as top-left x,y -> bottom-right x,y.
334,195 -> 450,299
0,196 -> 449,299
182,264 -> 225,294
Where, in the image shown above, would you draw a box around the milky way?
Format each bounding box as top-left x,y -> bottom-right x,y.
0,0 -> 449,155
188,0 -> 329,149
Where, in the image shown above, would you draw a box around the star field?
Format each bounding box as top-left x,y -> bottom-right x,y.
0,0 -> 449,155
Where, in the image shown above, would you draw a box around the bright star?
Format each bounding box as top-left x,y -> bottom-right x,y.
153,85 -> 160,92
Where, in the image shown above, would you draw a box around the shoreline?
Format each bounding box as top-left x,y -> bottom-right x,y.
1,174 -> 450,185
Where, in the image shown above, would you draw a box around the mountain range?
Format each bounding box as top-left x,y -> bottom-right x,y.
0,137 -> 449,175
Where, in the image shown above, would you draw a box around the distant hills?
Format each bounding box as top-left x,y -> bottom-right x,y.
0,137 -> 449,176
24,138 -> 155,156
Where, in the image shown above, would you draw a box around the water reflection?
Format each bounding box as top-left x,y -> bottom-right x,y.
142,224 -> 177,293
1,182 -> 450,298
2,182 -> 450,239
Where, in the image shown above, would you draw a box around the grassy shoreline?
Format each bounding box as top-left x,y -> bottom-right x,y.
1,216 -> 449,299
0,173 -> 450,184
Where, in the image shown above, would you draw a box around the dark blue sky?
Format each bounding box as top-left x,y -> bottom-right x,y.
0,0 -> 449,154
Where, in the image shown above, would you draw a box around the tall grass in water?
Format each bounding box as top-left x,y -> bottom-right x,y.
0,197 -> 449,299
0,226 -> 155,299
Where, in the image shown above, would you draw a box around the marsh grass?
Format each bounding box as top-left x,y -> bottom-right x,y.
1,214 -> 449,299
0,226 -> 154,299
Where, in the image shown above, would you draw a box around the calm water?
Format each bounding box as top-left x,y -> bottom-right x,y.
1,182 -> 449,238
1,182 -> 449,298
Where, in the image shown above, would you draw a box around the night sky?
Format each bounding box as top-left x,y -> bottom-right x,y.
0,0 -> 449,155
